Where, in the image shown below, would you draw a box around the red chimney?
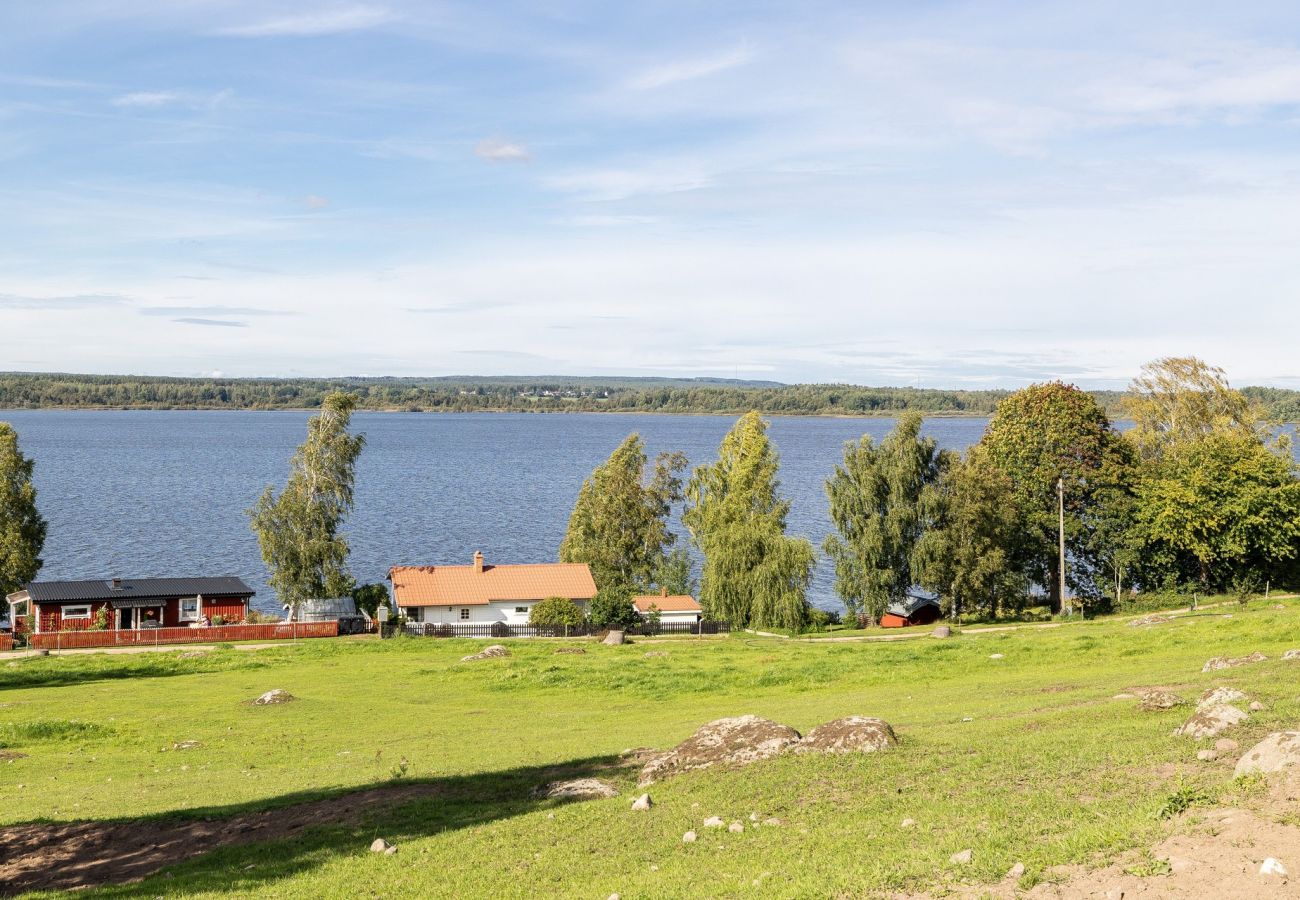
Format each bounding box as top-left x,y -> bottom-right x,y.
661,586 -> 668,597
473,551 -> 484,574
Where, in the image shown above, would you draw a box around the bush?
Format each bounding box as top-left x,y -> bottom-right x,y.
529,597 -> 586,627
352,583 -> 391,618
243,609 -> 280,624
210,614 -> 226,626
588,585 -> 640,629
804,607 -> 841,632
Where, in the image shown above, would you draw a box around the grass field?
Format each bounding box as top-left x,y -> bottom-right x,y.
3,602 -> 1300,898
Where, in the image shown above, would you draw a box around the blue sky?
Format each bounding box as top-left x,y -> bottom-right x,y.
3,1 -> 1300,387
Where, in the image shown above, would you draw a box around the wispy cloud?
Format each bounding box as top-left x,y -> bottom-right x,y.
0,293 -> 130,310
111,91 -> 180,108
626,43 -> 754,91
172,317 -> 248,328
140,305 -> 294,317
474,138 -> 530,162
214,5 -> 392,38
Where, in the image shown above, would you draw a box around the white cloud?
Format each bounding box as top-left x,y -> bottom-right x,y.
626,43 -> 755,91
474,138 -> 530,162
111,91 -> 181,108
214,5 -> 392,38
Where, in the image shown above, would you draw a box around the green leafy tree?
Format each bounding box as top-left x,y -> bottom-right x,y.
351,583 -> 392,618
249,393 -> 365,617
651,547 -> 697,597
0,423 -> 46,611
1133,430 -> 1300,591
587,583 -> 640,629
559,434 -> 687,591
823,413 -> 950,625
978,382 -> 1134,612
1124,357 -> 1264,460
683,412 -> 815,630
528,596 -> 586,627
915,449 -> 1028,619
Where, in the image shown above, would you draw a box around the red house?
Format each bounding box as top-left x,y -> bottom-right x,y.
6,577 -> 255,634
880,594 -> 943,628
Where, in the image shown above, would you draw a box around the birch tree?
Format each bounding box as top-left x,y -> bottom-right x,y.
0,423 -> 46,607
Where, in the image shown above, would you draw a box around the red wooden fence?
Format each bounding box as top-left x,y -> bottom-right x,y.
0,634 -> 12,652
28,621 -> 338,650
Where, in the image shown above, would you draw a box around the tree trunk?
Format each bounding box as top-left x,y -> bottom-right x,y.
1048,564 -> 1062,615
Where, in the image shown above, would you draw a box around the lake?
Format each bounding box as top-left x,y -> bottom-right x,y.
2,411 -> 995,614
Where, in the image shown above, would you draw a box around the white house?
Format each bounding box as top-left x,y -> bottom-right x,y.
632,589 -> 702,625
389,551 -> 597,627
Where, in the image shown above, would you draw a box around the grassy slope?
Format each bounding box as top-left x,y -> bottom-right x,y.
4,605 -> 1300,898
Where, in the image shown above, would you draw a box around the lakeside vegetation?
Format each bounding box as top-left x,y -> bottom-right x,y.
3,600 -> 1300,896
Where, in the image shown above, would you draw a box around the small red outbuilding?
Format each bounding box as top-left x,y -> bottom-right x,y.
880,594 -> 943,628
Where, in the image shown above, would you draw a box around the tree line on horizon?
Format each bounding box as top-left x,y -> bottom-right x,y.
6,371 -> 1300,421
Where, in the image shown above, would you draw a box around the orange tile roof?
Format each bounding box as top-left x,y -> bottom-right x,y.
389,560 -> 597,607
632,594 -> 701,613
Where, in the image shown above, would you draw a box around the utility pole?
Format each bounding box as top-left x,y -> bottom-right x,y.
1058,477 -> 1068,616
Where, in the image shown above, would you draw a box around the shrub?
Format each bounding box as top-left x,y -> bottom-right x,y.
588,585 -> 639,629
352,582 -> 392,618
210,614 -> 226,626
529,597 -> 585,627
243,609 -> 279,624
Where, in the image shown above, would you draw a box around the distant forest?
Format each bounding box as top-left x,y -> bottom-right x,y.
2,372 -> 1299,420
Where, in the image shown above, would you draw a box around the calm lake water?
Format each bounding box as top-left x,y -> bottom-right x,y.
1,411 -> 997,614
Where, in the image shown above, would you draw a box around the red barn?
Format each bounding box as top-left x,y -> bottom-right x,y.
880,594 -> 943,628
6,577 -> 255,634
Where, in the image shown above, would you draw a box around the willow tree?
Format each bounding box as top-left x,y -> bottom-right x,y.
250,393 -> 365,615
1124,357 -> 1264,460
823,413 -> 949,625
0,423 -> 46,605
683,412 -> 814,630
559,434 -> 687,591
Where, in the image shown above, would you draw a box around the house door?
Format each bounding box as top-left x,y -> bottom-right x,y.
118,608 -> 133,630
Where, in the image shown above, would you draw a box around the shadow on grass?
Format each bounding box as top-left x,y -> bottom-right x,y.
0,650 -> 290,692
0,754 -> 639,897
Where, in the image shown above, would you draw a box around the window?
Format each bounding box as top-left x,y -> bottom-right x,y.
62,604 -> 91,619
180,597 -> 200,621
515,607 -> 528,614
460,608 -> 470,620
406,607 -> 423,623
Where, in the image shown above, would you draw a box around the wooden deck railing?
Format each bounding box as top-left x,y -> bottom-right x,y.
28,621 -> 338,650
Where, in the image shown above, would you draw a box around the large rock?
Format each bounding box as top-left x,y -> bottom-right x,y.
534,778 -> 619,800
1135,689 -> 1183,711
252,689 -> 295,705
637,715 -> 802,786
1129,614 -> 1170,627
797,716 -> 898,754
461,644 -> 509,662
1174,704 -> 1249,739
931,625 -> 952,639
1234,732 -> 1300,778
1202,651 -> 1266,672
1199,686 -> 1248,708
1283,649 -> 1300,661
602,630 -> 626,646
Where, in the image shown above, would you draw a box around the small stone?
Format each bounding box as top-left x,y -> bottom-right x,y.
989,653 -> 1004,659
961,717 -> 973,722
631,793 -> 652,811
1250,701 -> 1266,712
1214,738 -> 1240,753
607,894 -> 620,900
762,817 -> 782,827
1284,649 -> 1300,661
172,740 -> 201,751
1112,693 -> 1137,700
1007,862 -> 1025,879
901,818 -> 917,828
1261,857 -> 1287,877
703,816 -> 725,828
682,830 -> 697,843
1197,749 -> 1218,761
461,644 -> 510,662
950,848 -> 973,865
728,821 -> 744,833
749,812 -> 760,822
384,845 -> 397,856
252,689 -> 295,705
369,838 -> 392,853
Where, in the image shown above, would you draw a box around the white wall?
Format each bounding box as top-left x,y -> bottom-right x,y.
403,599 -> 588,626
643,609 -> 701,625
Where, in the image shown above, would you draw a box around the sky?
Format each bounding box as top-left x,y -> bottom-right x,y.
3,1 -> 1300,388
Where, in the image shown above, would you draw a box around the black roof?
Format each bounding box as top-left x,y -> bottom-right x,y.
25,577 -> 255,604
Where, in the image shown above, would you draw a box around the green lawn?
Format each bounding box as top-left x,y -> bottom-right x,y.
3,603 -> 1300,898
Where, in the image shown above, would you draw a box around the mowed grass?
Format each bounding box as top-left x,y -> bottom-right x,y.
4,605 -> 1300,898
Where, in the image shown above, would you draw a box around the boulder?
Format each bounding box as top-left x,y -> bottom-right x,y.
1175,704 -> 1249,739
1200,686 -> 1248,708
630,793 -> 652,811
535,778 -> 619,800
602,630 -> 625,646
1284,649 -> 1300,661
369,838 -> 393,853
796,716 -> 898,754
1235,732 -> 1300,778
931,626 -> 952,639
638,715 -> 802,786
1136,690 -> 1183,711
1203,651 -> 1267,672
461,644 -> 509,662
252,689 -> 295,705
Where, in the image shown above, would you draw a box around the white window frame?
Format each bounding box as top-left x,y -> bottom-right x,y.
514,606 -> 528,614
62,604 -> 91,620
459,608 -> 470,620
179,596 -> 200,622
405,607 -> 423,623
